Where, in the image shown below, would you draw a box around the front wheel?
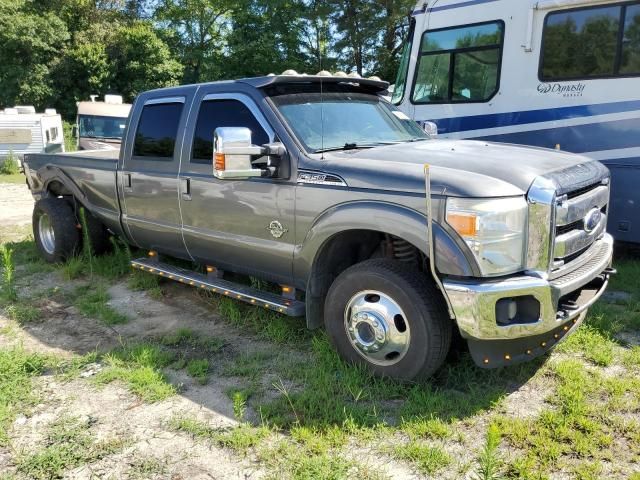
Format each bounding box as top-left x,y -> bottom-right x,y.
324,259 -> 452,381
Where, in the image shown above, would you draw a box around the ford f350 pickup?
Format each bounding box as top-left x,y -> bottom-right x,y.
23,73 -> 615,380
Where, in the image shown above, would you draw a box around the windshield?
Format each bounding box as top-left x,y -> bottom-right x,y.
78,115 -> 127,140
391,17 -> 415,104
270,89 -> 427,153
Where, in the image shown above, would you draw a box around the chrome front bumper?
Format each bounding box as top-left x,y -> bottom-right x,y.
443,234 -> 614,342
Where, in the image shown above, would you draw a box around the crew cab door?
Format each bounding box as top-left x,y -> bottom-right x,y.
178,92 -> 295,284
120,95 -> 189,258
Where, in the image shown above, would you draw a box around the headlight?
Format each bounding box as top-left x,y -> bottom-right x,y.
446,197 -> 528,276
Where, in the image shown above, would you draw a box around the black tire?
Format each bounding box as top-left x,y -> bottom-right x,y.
324,259 -> 452,381
81,208 -> 112,255
32,197 -> 81,263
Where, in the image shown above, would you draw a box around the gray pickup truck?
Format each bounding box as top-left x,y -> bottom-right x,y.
23,74 -> 615,380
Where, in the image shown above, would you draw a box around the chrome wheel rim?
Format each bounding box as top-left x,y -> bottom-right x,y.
344,290 -> 411,366
38,213 -> 56,255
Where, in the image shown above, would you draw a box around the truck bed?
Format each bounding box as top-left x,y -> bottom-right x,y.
23,149 -> 123,238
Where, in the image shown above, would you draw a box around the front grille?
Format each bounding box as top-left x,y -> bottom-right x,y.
550,170 -> 610,272
566,181 -> 601,199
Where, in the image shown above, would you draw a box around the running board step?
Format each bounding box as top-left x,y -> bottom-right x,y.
130,258 -> 305,317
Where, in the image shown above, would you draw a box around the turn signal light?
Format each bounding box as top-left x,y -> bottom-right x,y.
446,213 -> 477,237
215,153 -> 225,171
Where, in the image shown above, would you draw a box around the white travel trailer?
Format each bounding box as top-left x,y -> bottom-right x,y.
393,0 -> 640,244
0,106 -> 65,164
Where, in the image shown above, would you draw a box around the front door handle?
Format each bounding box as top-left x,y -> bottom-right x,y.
181,177 -> 192,201
124,173 -> 132,192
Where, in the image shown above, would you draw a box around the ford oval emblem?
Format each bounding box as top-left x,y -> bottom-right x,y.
583,208 -> 602,233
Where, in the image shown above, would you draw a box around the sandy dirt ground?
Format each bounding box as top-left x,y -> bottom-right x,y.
0,183 -> 33,227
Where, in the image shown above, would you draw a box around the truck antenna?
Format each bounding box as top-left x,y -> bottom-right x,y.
319,21 -> 325,160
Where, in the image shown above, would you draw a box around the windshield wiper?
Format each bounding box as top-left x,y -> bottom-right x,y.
315,141 -> 400,153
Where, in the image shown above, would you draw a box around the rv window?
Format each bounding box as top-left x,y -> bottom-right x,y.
50,127 -> 59,142
621,4 -> 640,74
133,102 -> 183,160
191,99 -> 269,164
411,21 -> 504,104
541,2 -> 640,80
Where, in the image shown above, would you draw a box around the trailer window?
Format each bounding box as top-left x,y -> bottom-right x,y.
133,102 -> 183,159
541,2 -> 640,80
621,4 -> 640,74
411,21 -> 504,104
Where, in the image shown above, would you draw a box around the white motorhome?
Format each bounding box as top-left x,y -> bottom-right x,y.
75,95 -> 131,151
393,0 -> 640,244
0,106 -> 65,164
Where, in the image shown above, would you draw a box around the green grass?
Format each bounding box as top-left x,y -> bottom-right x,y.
390,441 -> 452,476
199,292 -> 310,345
73,284 -> 128,325
94,343 -> 176,402
0,244 -> 17,303
4,303 -> 41,324
16,415 -> 125,479
0,153 -> 19,175
474,423 -> 504,480
0,173 -> 24,184
63,237 -> 132,281
0,347 -> 47,445
170,415 -> 270,454
160,327 -> 225,353
186,358 -> 209,384
128,269 -> 163,298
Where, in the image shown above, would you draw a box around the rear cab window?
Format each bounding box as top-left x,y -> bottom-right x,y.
133,101 -> 184,160
540,1 -> 640,80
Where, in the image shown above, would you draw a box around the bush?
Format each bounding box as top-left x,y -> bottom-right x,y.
0,152 -> 19,175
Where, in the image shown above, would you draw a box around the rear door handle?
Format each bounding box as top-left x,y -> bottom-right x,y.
181,177 -> 192,201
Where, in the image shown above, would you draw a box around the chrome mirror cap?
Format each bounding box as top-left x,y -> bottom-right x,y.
213,127 -> 262,180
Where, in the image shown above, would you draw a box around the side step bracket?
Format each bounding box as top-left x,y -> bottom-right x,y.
131,257 -> 305,317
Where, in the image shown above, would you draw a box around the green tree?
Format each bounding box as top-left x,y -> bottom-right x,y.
0,0 -> 70,109
107,22 -> 184,98
155,0 -> 233,83
224,0 -> 316,79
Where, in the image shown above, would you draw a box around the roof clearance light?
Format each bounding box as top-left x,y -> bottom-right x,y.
282,69 -> 298,76
334,71 -> 348,77
348,72 -> 361,78
317,70 -> 332,77
368,76 -> 382,81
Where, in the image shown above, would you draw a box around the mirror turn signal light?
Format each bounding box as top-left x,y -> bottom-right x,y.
215,153 -> 225,172
446,212 -> 477,237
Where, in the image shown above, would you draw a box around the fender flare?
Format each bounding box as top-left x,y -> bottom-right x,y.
38,165 -> 91,209
295,201 -> 478,328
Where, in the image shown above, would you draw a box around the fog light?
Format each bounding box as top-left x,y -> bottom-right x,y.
496,296 -> 540,326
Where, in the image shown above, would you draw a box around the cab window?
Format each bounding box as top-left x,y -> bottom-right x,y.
541,1 -> 640,80
133,102 -> 184,160
411,21 -> 504,104
191,99 -> 269,164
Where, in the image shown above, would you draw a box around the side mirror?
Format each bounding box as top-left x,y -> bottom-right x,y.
213,127 -> 264,179
213,127 -> 286,180
420,121 -> 438,138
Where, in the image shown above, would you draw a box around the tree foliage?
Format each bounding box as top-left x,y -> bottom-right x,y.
0,0 -> 416,118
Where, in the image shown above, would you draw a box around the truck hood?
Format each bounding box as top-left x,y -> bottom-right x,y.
318,139 -> 601,197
